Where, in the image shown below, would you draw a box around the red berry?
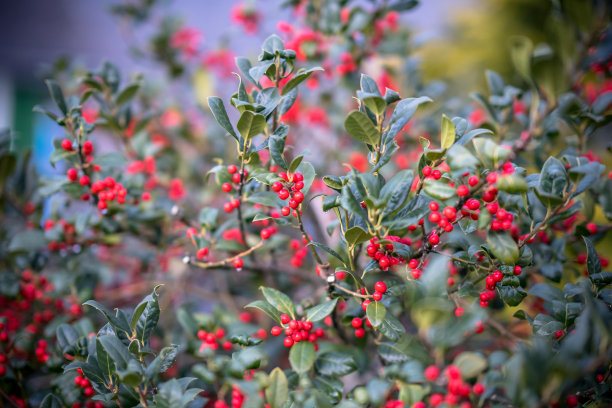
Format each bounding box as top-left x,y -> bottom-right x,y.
335,270 -> 346,280
411,269 -> 421,279
513,265 -> 522,275
293,191 -> 304,203
379,256 -> 390,269
429,233 -> 440,245
429,202 -> 439,211
261,228 -> 272,240
486,172 -> 498,183
454,307 -> 464,317
272,181 -> 283,192
554,330 -> 564,339
271,326 -> 282,336
232,173 -> 241,184
278,189 -> 290,200
473,383 -> 485,395
281,206 -> 290,216
223,202 -> 233,213
83,141 -> 93,155
351,318 -> 362,328
354,328 -> 365,338
61,139 -> 73,151
566,395 -> 578,407
196,247 -> 209,260
67,168 -> 78,182
361,299 -> 371,311
586,222 -> 597,234
283,337 -> 294,347
233,258 -> 243,270
372,292 -> 382,301
457,185 -> 469,196
228,165 -> 237,174
374,281 -> 387,293
79,175 -> 90,186
468,176 -> 479,186
424,365 -> 440,381
422,166 -> 432,177
408,259 -> 418,269
280,314 -> 290,324
432,169 -> 442,179
222,183 -> 232,192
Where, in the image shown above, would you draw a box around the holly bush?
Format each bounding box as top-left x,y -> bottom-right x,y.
1,1 -> 612,407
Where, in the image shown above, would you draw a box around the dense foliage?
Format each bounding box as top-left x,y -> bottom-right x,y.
1,0 -> 611,407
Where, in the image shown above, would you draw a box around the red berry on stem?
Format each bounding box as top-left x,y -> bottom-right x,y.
422,166 -> 432,177
374,281 -> 387,293
222,183 -> 232,192
280,314 -> 290,324
233,257 -> 243,270
61,139 -> 73,151
228,165 -> 237,174
351,318 -> 362,328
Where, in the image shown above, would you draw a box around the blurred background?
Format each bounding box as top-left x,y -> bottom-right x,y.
2,0 -> 545,157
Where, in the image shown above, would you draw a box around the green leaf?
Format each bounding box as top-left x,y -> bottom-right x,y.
446,144 -> 479,171
305,298 -> 338,322
98,334 -> 131,370
537,157 -> 568,204
510,36 -> 534,85
282,67 -> 324,96
289,341 -> 316,374
266,367 -> 289,408
96,337 -> 115,378
583,236 -> 601,276
260,287 -> 296,318
208,96 -> 240,142
56,324 -> 80,353
366,302 -> 387,328
288,155 -> 304,175
45,79 -> 68,115
246,300 -> 282,323
133,285 -> 161,345
145,344 -> 179,382
497,173 -> 528,193
116,359 -> 144,387
384,96 -> 432,142
381,170 -> 414,217
92,152 -> 127,168
269,124 -> 289,169
440,115 -> 456,149
155,379 -> 202,408
307,241 -> 346,265
362,96 -> 387,116
498,285 -> 527,306
83,300 -> 131,335
115,83 -> 140,106
344,225 -> 374,245
344,110 -> 380,145
8,230 -> 46,253
40,394 -> 62,408
315,352 -> 357,377
237,111 -> 267,140
424,179 -> 456,201
487,231 -> 519,264
453,352 -> 488,379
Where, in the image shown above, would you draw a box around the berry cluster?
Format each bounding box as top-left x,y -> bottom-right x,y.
428,201 -> 457,233
366,236 -> 411,271
271,172 -> 305,217
90,176 -> 129,210
74,368 -> 97,399
214,385 -> 246,408
222,165 -> 247,213
197,327 -> 233,352
289,238 -> 309,268
414,365 -> 485,408
486,203 -> 515,231
270,314 -> 325,349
